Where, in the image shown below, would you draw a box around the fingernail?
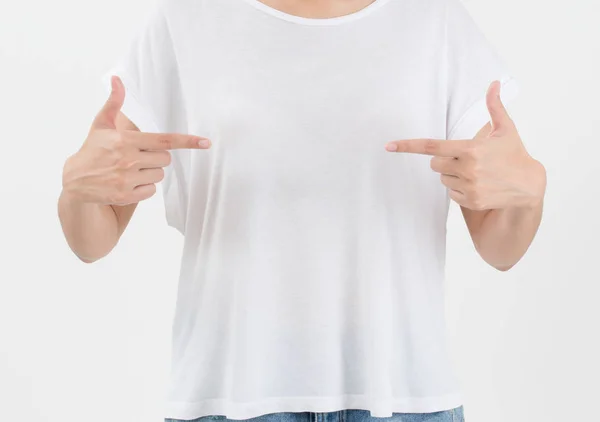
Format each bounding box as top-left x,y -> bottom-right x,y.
198,138 -> 211,148
385,143 -> 398,151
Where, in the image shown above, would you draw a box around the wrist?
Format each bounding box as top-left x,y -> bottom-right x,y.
59,188 -> 90,212
60,154 -> 87,206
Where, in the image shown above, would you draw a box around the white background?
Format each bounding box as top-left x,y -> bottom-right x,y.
0,0 -> 598,421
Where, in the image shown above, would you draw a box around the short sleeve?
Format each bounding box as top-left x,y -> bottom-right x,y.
445,0 -> 520,140
100,1 -> 185,134
100,1 -> 188,234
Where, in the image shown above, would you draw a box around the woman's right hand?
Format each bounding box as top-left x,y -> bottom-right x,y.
61,75 -> 211,206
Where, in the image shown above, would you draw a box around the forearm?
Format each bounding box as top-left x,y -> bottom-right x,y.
474,198 -> 544,271
57,190 -> 120,263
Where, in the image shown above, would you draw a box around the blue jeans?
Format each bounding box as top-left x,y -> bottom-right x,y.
166,407 -> 465,422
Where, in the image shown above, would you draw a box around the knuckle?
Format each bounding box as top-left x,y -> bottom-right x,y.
109,135 -> 130,161
157,137 -> 173,150
128,157 -> 141,169
109,151 -> 124,168
464,142 -> 481,158
424,140 -> 438,155
116,155 -> 139,170
111,131 -> 127,149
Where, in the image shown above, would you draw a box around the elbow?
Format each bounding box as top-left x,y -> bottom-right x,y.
474,241 -> 519,272
73,247 -> 111,264
66,237 -> 116,264
477,247 -> 518,272
75,249 -> 111,264
77,255 -> 97,264
493,263 -> 515,272
490,256 -> 523,272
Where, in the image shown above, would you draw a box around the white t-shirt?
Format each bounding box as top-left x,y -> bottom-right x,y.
101,0 -> 519,419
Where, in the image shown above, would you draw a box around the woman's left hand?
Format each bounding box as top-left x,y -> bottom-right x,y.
384,80 -> 546,211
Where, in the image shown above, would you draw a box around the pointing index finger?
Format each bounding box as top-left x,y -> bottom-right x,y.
127,131 -> 211,150
385,138 -> 469,157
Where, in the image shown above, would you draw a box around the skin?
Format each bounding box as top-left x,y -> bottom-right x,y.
256,0 -> 378,18
385,81 -> 546,271
58,76 -> 212,262
60,1 -> 546,271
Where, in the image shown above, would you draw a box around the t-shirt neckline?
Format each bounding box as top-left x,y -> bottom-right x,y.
238,0 -> 392,26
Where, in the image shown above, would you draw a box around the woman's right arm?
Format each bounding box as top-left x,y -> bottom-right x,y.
57,112 -> 141,263
58,76 -> 210,263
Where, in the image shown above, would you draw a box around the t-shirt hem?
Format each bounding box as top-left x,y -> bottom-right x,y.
164,393 -> 463,420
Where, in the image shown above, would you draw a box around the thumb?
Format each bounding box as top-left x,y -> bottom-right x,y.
92,75 -> 125,130
485,80 -> 513,135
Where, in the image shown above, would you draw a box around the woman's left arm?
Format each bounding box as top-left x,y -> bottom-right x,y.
385,80 -> 547,271
458,135 -> 546,271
